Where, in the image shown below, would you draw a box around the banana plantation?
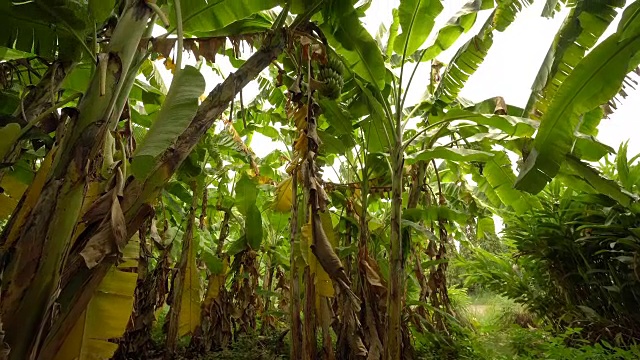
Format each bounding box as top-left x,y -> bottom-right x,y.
2,0 -> 640,359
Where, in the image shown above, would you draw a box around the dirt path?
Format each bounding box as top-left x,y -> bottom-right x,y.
468,304 -> 489,317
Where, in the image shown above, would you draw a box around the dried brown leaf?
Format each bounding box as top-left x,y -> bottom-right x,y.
110,197 -> 126,251
310,213 -> 350,287
315,179 -> 329,211
320,297 -> 336,360
150,219 -> 163,247
152,38 -> 176,59
80,226 -> 114,269
183,39 -> 199,59
494,96 -> 507,115
311,43 -> 326,64
363,258 -> 385,290
198,38 -> 226,63
110,167 -> 126,249
0,324 -> 10,360
343,297 -> 367,357
81,189 -> 113,222
229,36 -> 242,57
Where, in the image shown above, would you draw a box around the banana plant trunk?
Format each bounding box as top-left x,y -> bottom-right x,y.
302,266 -> 317,359
38,26 -> 288,360
289,170 -> 303,360
165,181 -> 200,358
260,258 -> 275,334
355,168 -> 383,360
191,205 -> 231,352
0,3 -> 152,359
387,143 -> 404,360
113,221 -> 157,359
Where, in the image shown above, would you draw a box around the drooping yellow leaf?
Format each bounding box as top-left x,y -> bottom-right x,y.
300,221 -> 311,265
0,194 -> 18,219
202,258 -> 228,309
0,167 -> 31,220
0,173 -> 28,198
294,132 -> 308,153
0,123 -> 20,159
316,212 -> 337,297
272,177 -> 293,212
178,234 -> 201,337
204,274 -> 222,304
301,212 -> 336,298
292,105 -> 308,130
54,234 -> 139,360
166,187 -> 202,352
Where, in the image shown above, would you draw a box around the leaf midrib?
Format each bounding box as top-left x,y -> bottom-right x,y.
534,35 -> 638,152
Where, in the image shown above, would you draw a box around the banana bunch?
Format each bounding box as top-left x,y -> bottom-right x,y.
317,56 -> 344,99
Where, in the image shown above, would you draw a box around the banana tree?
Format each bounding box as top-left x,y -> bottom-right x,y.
317,0 -> 546,357
311,0 -> 639,357
1,0 -> 639,359
0,1 -> 305,358
253,1 -> 543,358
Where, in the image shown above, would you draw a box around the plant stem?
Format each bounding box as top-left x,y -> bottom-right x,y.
289,166 -> 302,360
387,127 -> 404,360
1,4 -> 153,359
165,180 -> 199,358
18,93 -> 82,138
174,0 -> 183,72
147,1 -> 170,27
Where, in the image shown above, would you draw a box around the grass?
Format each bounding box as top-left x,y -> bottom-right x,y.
449,291 -> 640,360
450,290 -> 532,358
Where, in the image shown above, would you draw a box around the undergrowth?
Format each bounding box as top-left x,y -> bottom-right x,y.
421,291 -> 640,360
149,291 -> 640,359
183,332 -> 289,360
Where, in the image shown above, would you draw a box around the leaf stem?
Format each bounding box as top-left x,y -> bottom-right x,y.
147,0 -> 170,28
401,49 -> 427,130
174,0 -> 183,72
402,120 -> 450,151
18,92 -> 82,138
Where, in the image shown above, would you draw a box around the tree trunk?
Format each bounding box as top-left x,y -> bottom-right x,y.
165,181 -> 200,358
290,169 -> 303,360
36,28 -> 287,359
260,260 -> 275,334
302,267 -> 317,360
0,3 -> 152,359
113,221 -> 156,359
356,172 -> 384,360
386,145 -> 404,360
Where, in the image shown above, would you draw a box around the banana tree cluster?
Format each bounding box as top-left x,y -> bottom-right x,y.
1,1 -> 640,360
